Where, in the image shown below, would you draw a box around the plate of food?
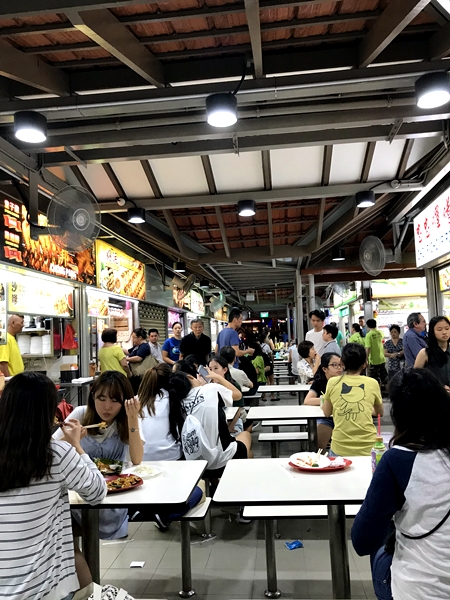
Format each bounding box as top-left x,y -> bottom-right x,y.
106,474 -> 144,494
94,458 -> 123,475
132,464 -> 163,479
289,452 -> 352,472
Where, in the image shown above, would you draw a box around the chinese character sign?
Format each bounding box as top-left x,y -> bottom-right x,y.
414,188 -> 450,267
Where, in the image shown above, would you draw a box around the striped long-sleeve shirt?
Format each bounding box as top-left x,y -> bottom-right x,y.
0,440 -> 107,600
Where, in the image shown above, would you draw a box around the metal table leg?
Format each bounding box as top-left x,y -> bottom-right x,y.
270,441 -> 279,458
307,419 -> 318,452
327,504 -> 351,599
264,520 -> 281,598
179,520 -> 195,598
81,510 -> 100,584
298,390 -> 305,405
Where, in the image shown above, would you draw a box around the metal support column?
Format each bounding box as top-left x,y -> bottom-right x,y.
308,274 -> 315,324
328,504 -> 350,599
295,270 -> 304,342
362,280 -> 373,323
286,304 -> 291,342
425,268 -> 442,317
179,520 -> 195,598
264,520 -> 281,598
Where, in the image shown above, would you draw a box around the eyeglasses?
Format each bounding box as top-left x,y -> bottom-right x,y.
328,363 -> 342,369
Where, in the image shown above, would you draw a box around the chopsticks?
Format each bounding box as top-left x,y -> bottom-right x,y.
84,422 -> 107,429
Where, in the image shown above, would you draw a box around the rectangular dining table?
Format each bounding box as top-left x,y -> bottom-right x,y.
213,457 -> 372,599
70,460 -> 207,584
247,404 -> 324,451
258,383 -> 310,404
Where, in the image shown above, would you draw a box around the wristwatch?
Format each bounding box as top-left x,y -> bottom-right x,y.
130,427 -> 137,433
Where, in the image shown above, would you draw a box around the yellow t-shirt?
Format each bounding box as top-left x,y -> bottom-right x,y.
98,345 -> 127,376
323,374 -> 382,456
0,334 -> 24,376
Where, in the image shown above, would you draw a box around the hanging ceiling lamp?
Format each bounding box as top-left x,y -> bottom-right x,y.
356,190 -> 375,208
14,111 -> 47,143
174,261 -> 186,273
332,247 -> 346,261
237,199 -> 256,217
206,58 -> 247,128
127,205 -> 146,224
415,72 -> 450,109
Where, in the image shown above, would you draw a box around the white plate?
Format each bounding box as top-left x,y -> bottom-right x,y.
131,465 -> 163,479
289,452 -> 330,469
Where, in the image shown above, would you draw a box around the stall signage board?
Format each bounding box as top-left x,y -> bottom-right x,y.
372,278 -> 427,298
414,186 -> 450,267
0,198 -> 95,283
188,290 -> 205,315
96,240 -> 145,299
260,311 -> 269,318
8,271 -> 73,317
87,289 -> 109,316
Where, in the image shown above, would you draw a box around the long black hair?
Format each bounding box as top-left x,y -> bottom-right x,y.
426,316 -> 450,368
390,368 -> 450,454
166,370 -> 192,441
0,372 -> 58,492
312,352 -> 341,388
208,354 -> 232,382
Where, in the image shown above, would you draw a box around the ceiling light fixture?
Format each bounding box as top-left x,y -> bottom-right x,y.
416,71 -> 450,109
206,58 -> 247,127
199,279 -> 210,288
174,261 -> 186,273
14,111 -> 47,143
332,247 -> 346,261
237,199 -> 256,217
356,190 -> 375,208
127,206 -> 146,224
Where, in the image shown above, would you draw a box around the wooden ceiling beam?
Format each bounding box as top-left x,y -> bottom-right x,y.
244,0 -> 264,78
396,139 -> 415,179
67,8 -> 165,87
140,160 -> 162,198
215,207 -> 231,259
359,0 -> 432,68
428,21 -> 450,60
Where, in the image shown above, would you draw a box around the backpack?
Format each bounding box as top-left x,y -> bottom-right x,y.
73,583 -> 135,600
181,390 -> 220,468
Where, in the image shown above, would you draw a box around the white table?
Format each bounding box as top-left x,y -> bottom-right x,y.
247,405 -> 324,451
258,383 -> 310,404
70,460 -> 207,587
224,406 -> 240,421
213,457 -> 371,599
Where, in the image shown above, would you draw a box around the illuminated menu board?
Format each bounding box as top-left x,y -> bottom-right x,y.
0,198 -> 95,284
96,240 -> 145,300
8,271 -> 73,317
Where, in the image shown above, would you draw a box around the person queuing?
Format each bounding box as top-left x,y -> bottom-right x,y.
250,341 -> 272,400
365,319 -> 388,390
306,309 -> 327,356
162,322 -> 183,366
403,312 -> 427,367
98,327 -> 130,377
0,314 -> 24,377
148,328 -> 163,362
126,327 -> 152,393
179,318 -> 212,366
384,325 -> 404,380
0,373 -> 106,600
322,343 -> 383,456
296,340 -> 316,384
322,324 -> 342,356
414,316 -> 450,388
303,352 -> 342,451
352,369 -> 450,600
348,323 -> 365,346
215,307 -> 255,366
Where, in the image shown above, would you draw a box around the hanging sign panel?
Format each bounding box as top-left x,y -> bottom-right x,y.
7,271 -> 73,317
414,187 -> 450,267
96,240 -> 145,299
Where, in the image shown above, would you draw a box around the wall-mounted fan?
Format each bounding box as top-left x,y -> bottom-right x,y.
47,185 -> 101,252
314,296 -> 324,310
171,273 -> 196,299
210,292 -> 226,313
333,283 -> 349,297
359,236 -> 395,277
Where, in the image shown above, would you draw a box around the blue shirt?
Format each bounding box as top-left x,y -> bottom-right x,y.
216,327 -> 240,367
403,328 -> 427,367
162,337 -> 181,362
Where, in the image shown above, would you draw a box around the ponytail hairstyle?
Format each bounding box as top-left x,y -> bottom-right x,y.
167,370 -> 193,441
138,363 -> 172,415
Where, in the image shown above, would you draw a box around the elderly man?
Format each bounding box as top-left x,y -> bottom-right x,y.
0,314 -> 24,376
179,318 -> 212,366
403,312 -> 427,367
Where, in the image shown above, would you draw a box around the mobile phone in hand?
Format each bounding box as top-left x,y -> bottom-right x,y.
198,365 -> 210,382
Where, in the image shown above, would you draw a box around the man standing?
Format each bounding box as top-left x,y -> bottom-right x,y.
403,312 -> 427,367
148,328 -> 163,363
0,314 -> 24,376
215,307 -> 255,367
305,309 -> 327,356
179,318 -> 212,366
359,316 -> 367,336
364,318 -> 388,388
322,324 -> 342,356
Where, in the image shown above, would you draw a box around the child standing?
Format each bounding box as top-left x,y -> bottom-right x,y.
322,343 -> 383,456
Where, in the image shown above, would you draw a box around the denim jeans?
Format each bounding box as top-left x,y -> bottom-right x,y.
370,546 -> 393,600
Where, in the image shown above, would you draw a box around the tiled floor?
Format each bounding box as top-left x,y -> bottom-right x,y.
98,393 -> 393,599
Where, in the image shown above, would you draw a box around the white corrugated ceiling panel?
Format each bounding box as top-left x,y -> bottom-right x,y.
80,164 -> 117,200
209,152 -> 264,192
406,137 -> 442,171
110,161 -> 154,198
368,140 -> 406,182
271,146 -> 323,188
329,143 -> 366,184
149,156 -> 209,196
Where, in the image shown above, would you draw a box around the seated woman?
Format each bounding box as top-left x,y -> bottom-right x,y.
208,354 -> 245,434
352,369 -> 450,600
170,360 -> 252,471
297,340 -> 316,384
54,371 -> 144,539
0,372 -> 106,600
322,343 -> 383,456
98,327 -> 130,377
303,352 -> 342,450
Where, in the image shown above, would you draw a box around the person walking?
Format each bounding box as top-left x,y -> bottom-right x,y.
98,328 -> 130,376
162,321 -> 183,366
364,318 -> 388,389
305,309 -> 327,356
403,312 -> 427,367
215,307 -> 255,367
179,318 -> 212,366
348,323 -> 365,346
384,324 -> 404,380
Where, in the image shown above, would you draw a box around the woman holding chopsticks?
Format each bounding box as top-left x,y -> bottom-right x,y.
54,370 -> 145,539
